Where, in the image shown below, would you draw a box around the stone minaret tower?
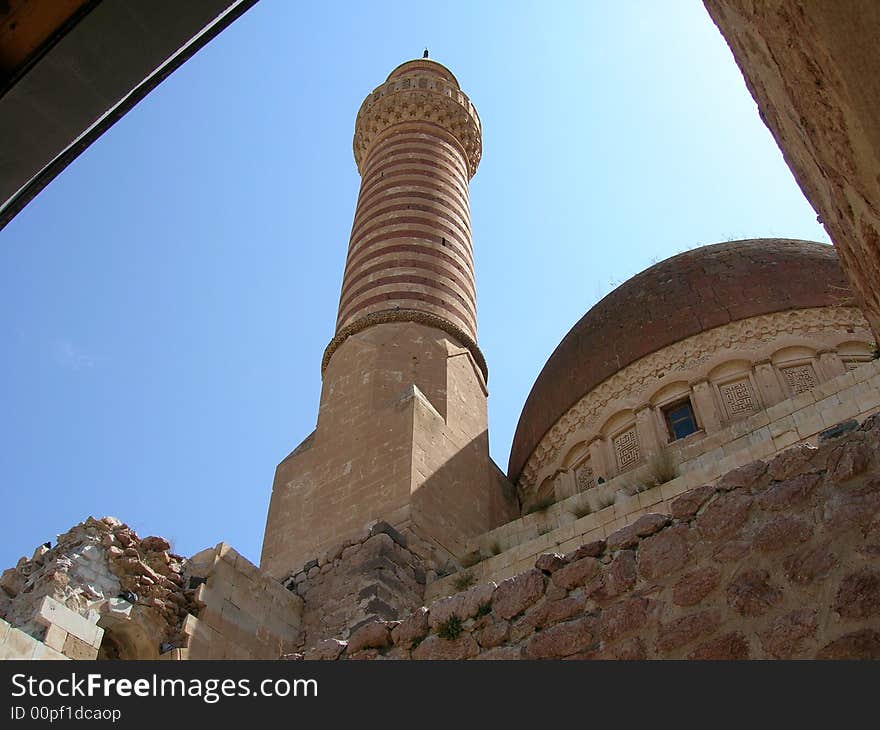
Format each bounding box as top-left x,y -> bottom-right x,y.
260,58 -> 518,579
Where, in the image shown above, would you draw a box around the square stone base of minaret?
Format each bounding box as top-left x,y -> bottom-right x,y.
260,321 -> 519,583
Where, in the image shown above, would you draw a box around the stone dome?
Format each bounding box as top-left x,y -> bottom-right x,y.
507,238 -> 853,482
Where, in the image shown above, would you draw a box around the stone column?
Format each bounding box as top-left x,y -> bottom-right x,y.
553,470 -> 577,501
635,405 -> 662,460
588,436 -> 609,483
817,349 -> 846,380
753,360 -> 786,407
690,379 -> 722,433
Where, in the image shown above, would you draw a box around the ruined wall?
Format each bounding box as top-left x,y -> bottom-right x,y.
283,523 -> 426,650
0,520 -> 302,661
0,517 -> 196,659
291,414 -> 880,659
704,1 -> 880,337
0,618 -> 67,660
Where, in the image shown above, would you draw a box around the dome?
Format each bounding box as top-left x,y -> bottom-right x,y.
507,238 -> 853,482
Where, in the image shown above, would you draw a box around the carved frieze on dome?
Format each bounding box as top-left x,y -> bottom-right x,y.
518,306 -> 869,492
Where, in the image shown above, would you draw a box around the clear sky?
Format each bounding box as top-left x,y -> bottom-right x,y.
0,0 -> 829,570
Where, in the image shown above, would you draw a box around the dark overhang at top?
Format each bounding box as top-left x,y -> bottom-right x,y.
0,0 -> 259,231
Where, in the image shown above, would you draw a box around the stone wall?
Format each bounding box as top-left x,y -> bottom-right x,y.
178,543 -> 303,660
283,523 -> 426,650
704,1 -> 880,338
291,413 -> 880,659
429,359 -> 880,599
0,618 -> 67,660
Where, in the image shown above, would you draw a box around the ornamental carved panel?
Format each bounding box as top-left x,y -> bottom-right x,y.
781,364 -> 817,395
613,427 -> 640,471
575,461 -> 595,491
720,378 -> 757,417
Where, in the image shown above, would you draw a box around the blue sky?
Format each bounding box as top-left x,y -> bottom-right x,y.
0,1 -> 829,570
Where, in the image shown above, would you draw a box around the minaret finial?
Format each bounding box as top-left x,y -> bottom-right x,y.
423,48 -> 429,58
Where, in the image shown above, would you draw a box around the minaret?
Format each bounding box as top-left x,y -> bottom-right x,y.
325,56 -> 484,376
261,57 -> 517,579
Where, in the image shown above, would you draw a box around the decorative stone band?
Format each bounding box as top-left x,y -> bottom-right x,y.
321,307 -> 488,382
518,305 -> 869,492
353,78 -> 482,179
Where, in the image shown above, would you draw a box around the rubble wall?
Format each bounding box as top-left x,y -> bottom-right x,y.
283,523 -> 427,650
293,415 -> 880,659
0,522 -> 302,660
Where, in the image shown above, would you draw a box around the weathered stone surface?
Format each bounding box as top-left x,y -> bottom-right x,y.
591,550 -> 637,603
822,490 -> 880,534
525,616 -> 597,659
369,521 -> 407,548
541,594 -> 588,628
513,593 -> 588,640
816,630 -> 880,660
688,632 -> 749,660
62,634 -> 98,660
767,444 -> 822,482
697,493 -> 753,540
535,553 -> 566,573
391,606 -> 428,649
429,582 -> 495,629
347,648 -> 380,660
605,525 -> 639,550
826,440 -> 872,483
607,636 -> 647,660
717,460 -> 769,493
672,566 -> 720,607
656,610 -> 720,653
0,569 -> 24,597
727,569 -> 782,617
819,419 -> 860,443
412,633 -> 479,660
599,596 -> 650,643
567,540 -> 606,561
475,619 -> 509,649
304,638 -> 348,661
346,620 -> 392,654
835,569 -> 880,619
476,645 -> 522,660
754,515 -> 813,553
551,557 -> 600,591
783,542 -> 837,585
493,570 -> 545,620
141,537 -> 171,552
760,610 -> 818,659
712,539 -> 750,563
638,525 -> 689,579
381,646 -> 411,660
756,474 -> 822,511
606,514 -> 670,551
671,485 -> 715,520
